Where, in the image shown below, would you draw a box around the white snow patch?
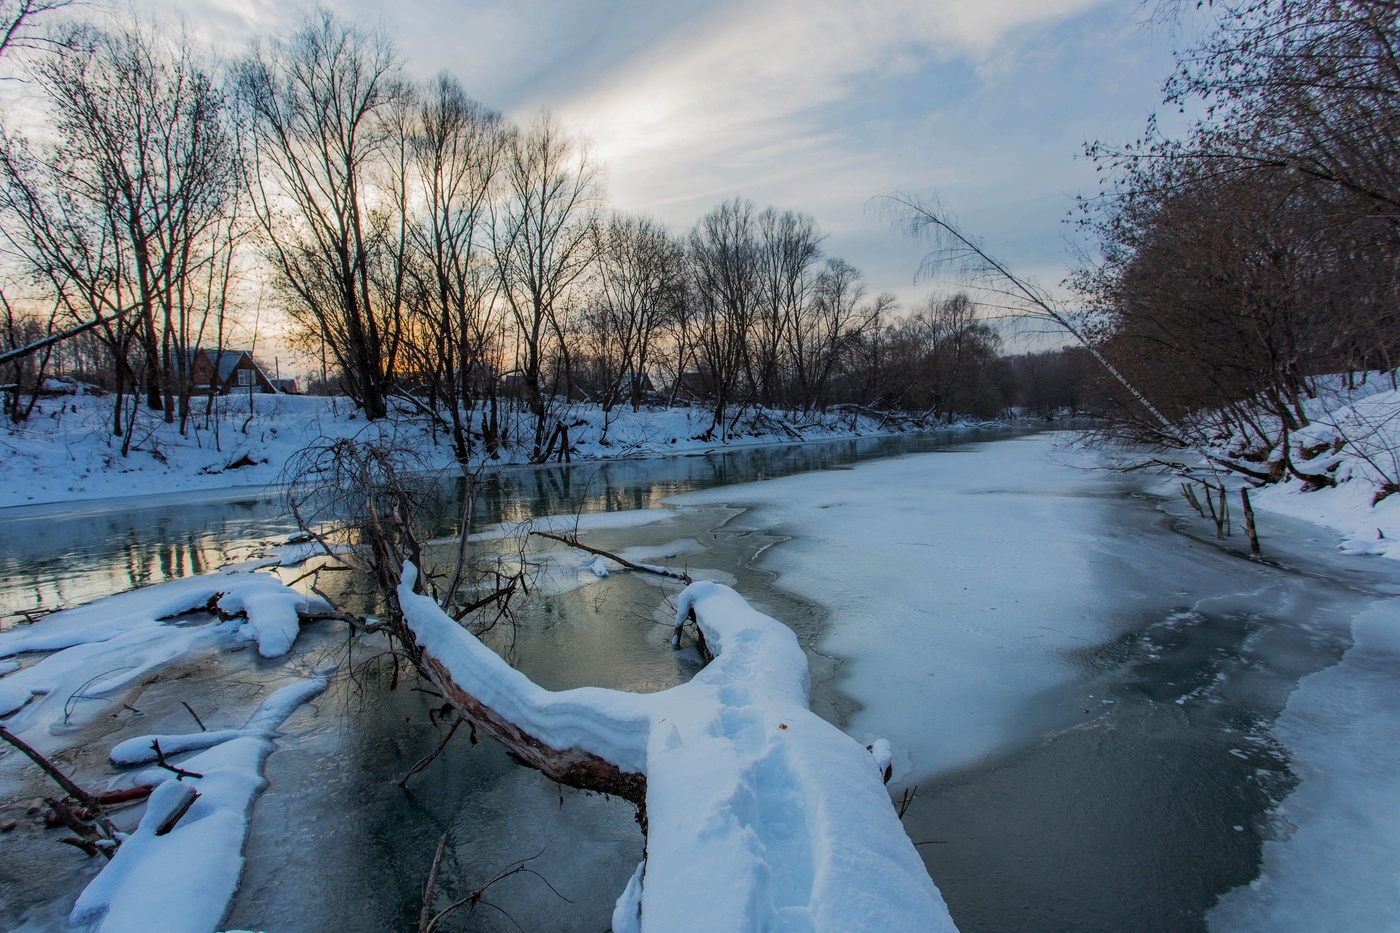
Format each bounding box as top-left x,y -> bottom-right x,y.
73,673 -> 331,933
0,573 -> 329,741
1208,601 -> 1400,932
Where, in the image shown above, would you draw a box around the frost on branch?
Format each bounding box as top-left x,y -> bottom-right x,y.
397,564 -> 957,932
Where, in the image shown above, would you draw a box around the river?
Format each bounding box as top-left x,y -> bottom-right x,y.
1,426 -> 1394,932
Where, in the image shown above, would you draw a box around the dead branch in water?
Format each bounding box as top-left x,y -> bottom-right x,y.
419,847 -> 571,933
530,530 -> 692,584
2,724 -> 121,857
397,716 -> 462,787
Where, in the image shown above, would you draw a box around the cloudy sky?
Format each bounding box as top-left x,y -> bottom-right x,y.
145,0 -> 1183,335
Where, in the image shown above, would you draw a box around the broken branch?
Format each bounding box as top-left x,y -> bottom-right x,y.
530,530 -> 692,584
150,739 -> 204,781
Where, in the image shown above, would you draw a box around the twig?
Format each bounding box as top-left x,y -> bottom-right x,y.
530,530 -> 692,584
896,785 -> 918,820
150,739 -> 204,781
398,717 -> 462,787
2,725 -> 121,856
64,666 -> 135,722
180,701 -> 207,732
1,725 -> 104,813
418,835 -> 449,933
424,849 -> 571,933
282,563 -> 350,589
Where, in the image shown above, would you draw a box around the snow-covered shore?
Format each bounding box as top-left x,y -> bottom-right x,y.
1207,378 -> 1400,563
0,391 -> 931,510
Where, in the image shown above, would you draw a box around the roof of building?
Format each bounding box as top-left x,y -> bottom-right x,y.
187,348 -> 259,384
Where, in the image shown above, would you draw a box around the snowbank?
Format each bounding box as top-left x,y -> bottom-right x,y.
397,566 -> 955,932
0,572 -> 330,742
1215,378 -> 1400,560
0,392 -> 922,509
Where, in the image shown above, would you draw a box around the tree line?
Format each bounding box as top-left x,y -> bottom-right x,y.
0,8 -> 1089,460
1079,0 -> 1400,489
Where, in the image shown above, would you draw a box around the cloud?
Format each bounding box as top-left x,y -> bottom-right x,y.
101,0 -> 1171,307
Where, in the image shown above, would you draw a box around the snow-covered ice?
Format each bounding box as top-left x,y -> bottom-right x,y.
0,572 -> 330,742
1209,599 -> 1400,931
72,674 -> 331,933
670,433 -> 1124,780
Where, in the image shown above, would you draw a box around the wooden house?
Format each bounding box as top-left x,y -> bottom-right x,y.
187,349 -> 276,395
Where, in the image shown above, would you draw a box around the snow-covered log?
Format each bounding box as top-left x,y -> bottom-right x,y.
397,565 -> 957,932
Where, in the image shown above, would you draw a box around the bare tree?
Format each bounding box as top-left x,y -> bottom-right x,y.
752,207 -> 822,407
402,73 -> 508,462
579,214 -> 683,441
492,111 -> 599,461
239,10 -> 409,420
0,17 -> 241,440
688,197 -> 759,440
1070,0 -> 1400,488
787,257 -> 879,413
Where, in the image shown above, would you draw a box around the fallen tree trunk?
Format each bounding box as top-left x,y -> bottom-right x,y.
415,649 -> 647,805
395,564 -> 956,933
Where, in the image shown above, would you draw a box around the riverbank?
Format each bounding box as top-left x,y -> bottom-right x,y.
0,390 -> 947,509
1199,376 -> 1400,564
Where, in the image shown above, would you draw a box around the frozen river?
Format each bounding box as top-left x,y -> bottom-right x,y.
2,426 -> 1396,932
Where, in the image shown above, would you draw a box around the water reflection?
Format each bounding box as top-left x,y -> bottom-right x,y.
0,425 -> 1026,622
0,496 -> 300,620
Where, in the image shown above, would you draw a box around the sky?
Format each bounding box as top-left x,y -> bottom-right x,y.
98,0 -> 1187,348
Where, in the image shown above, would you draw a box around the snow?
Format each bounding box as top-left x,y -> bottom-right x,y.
1223,379 -> 1400,561
72,673 -> 331,933
0,572 -> 330,741
0,391 -> 919,510
1209,601 -> 1400,932
668,433 -> 1123,780
397,565 -> 955,932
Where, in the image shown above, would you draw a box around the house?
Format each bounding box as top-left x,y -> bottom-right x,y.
668,370 -> 712,401
619,371 -> 656,396
187,349 -> 276,395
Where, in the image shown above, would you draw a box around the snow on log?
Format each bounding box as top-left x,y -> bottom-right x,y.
396,565 -> 957,932
73,673 -> 331,933
398,565 -> 652,802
